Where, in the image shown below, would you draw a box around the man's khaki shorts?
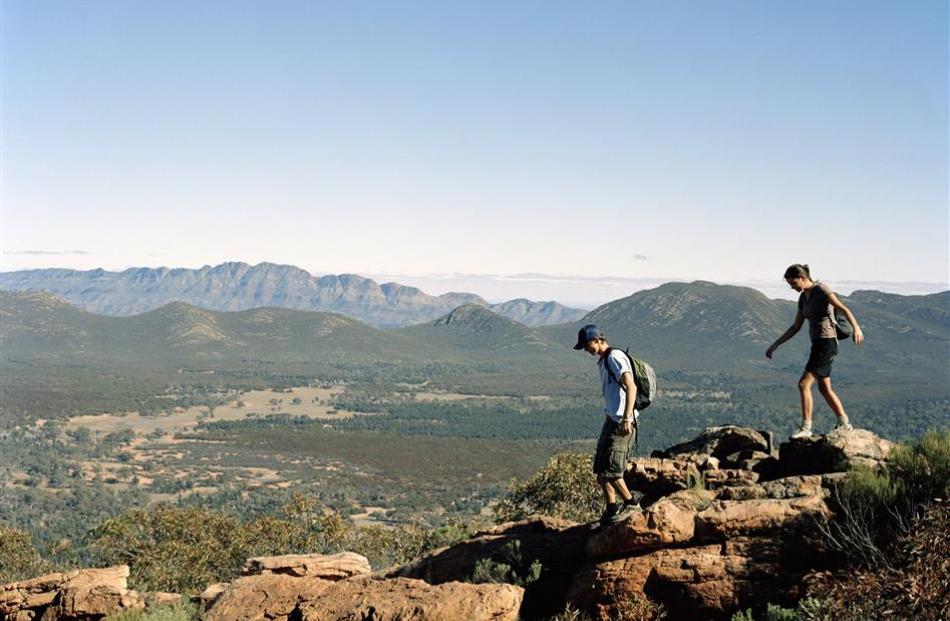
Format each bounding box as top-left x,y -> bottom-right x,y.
593,417 -> 635,479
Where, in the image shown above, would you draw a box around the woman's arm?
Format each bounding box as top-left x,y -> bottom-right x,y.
766,309 -> 804,358
828,293 -> 865,345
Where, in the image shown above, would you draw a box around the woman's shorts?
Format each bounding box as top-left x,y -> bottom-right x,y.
805,338 -> 838,378
593,418 -> 636,479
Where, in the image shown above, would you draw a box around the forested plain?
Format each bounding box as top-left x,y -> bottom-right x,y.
1,284 -> 947,580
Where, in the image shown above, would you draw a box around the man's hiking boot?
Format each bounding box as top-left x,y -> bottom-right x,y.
789,425 -> 814,440
609,501 -> 642,524
590,502 -> 622,530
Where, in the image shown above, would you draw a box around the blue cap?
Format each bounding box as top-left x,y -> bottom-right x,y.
573,324 -> 604,349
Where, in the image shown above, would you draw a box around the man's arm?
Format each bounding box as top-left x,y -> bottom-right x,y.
620,372 -> 637,436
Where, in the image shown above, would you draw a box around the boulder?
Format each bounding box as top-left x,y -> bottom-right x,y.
242,552 -> 371,579
296,577 -> 523,621
568,535 -> 821,620
585,489 -> 713,557
779,428 -> 895,476
625,457 -> 701,500
0,566 -> 145,620
703,468 -> 760,489
660,426 -> 773,462
391,517 -> 585,619
205,574 -> 523,621
694,495 -> 831,539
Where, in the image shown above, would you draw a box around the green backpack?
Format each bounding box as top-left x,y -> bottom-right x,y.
603,347 -> 658,410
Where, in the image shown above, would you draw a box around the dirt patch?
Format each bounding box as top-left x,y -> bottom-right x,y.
65,386 -> 363,437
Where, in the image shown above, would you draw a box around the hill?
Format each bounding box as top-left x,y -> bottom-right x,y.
0,262 -> 586,328
399,304 -> 558,359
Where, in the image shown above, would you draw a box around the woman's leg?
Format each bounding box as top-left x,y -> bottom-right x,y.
798,372 -> 817,425
817,377 -> 847,420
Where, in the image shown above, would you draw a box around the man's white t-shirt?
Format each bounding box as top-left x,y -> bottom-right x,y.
598,349 -> 639,423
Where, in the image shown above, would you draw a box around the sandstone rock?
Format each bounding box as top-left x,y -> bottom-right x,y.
0,565 -> 145,620
703,468 -> 760,489
204,573 -> 330,621
779,428 -> 895,476
297,577 -> 523,621
243,552 -> 371,579
695,495 -> 831,539
569,533 -> 822,620
198,582 -> 229,608
625,457 -> 701,500
585,489 -> 713,557
205,573 -> 523,621
567,544 -> 735,619
392,517 -> 585,619
661,426 -> 773,461
761,475 -> 826,499
392,516 -> 585,585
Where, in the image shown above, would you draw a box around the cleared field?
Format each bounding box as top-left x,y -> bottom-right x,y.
65,386 -> 361,436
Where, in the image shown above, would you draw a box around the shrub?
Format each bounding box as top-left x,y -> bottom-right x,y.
495,452 -> 600,523
810,500 -> 950,621
86,505 -> 247,593
821,429 -> 950,569
104,600 -> 201,621
467,540 -> 541,587
0,524 -> 51,583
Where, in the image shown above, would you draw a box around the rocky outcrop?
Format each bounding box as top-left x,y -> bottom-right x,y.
201,552 -> 523,621
779,428 -> 894,475
242,552 -> 371,579
2,427 -> 891,621
395,427 -> 885,620
0,565 -> 158,620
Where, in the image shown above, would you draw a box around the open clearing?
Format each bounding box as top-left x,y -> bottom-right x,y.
66,386 -> 361,436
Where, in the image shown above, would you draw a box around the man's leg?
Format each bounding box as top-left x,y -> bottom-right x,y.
610,474 -> 634,503
598,475 -> 617,504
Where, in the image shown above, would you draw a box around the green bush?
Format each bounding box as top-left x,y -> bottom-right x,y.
0,524 -> 52,583
467,540 -> 541,587
104,600 -> 201,621
494,452 -> 600,523
822,429 -> 950,568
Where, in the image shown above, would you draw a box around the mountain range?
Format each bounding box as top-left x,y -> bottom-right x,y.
0,262 -> 586,328
3,281 -> 947,382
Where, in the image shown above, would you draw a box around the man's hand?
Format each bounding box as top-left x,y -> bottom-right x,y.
619,420 -> 633,436
765,344 -> 777,359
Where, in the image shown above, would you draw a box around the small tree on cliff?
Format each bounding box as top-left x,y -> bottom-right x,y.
495,452 -> 600,523
0,524 -> 51,583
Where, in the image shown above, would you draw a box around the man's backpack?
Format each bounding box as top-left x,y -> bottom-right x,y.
603,347 -> 658,411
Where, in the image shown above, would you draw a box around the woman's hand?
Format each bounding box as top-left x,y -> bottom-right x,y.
852,326 -> 864,346
766,344 -> 777,359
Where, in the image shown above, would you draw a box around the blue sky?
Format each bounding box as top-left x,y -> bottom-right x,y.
1,1 -> 947,306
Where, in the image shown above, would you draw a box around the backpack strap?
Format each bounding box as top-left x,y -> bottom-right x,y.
601,348 -> 621,386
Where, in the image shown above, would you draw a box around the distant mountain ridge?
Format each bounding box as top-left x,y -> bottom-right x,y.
0,262 -> 586,328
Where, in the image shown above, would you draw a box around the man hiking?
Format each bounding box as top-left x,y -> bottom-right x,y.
574,324 -> 641,527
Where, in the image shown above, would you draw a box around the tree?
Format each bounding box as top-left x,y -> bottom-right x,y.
0,524 -> 51,583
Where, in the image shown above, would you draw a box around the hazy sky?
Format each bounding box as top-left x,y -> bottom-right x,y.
2,1 -> 947,306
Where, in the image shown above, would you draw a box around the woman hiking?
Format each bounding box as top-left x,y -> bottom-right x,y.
766,264 -> 865,439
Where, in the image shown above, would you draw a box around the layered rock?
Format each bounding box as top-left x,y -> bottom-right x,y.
203,552 -> 523,621
0,565 -> 159,620
2,426 -> 891,621
395,427 -> 882,620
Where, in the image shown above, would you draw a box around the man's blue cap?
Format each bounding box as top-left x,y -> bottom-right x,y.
573,324 -> 604,349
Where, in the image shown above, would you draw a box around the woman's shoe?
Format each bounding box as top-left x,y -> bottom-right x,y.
790,425 -> 814,440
